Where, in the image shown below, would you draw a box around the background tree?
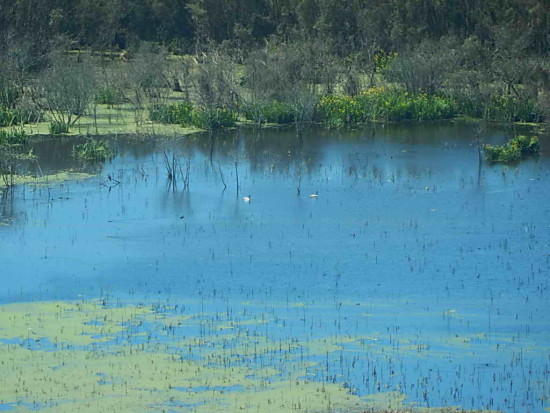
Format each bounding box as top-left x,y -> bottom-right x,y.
33,58 -> 97,132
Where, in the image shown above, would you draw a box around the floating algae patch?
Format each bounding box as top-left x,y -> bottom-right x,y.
0,299 -> 517,412
0,171 -> 94,188
0,299 -> 415,412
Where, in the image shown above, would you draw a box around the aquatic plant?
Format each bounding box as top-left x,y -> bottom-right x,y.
0,128 -> 27,145
149,101 -> 194,125
484,93 -> 540,123
73,139 -> 115,162
0,106 -> 17,127
0,128 -> 32,187
149,102 -> 236,130
318,87 -> 457,127
49,120 -> 70,135
191,106 -> 237,130
0,105 -> 43,127
484,135 -> 539,162
241,100 -> 296,125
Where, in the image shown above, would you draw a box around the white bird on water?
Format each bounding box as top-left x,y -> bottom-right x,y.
310,191 -> 319,198
242,194 -> 251,202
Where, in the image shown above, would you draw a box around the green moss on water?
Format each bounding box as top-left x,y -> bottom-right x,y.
0,171 -> 94,188
0,300 -> 504,412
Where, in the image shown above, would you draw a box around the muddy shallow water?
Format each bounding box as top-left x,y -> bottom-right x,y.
0,122 -> 549,412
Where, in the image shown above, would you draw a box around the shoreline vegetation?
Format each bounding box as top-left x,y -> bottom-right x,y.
0,53 -> 546,137
1,1 -> 548,136
1,0 -> 549,186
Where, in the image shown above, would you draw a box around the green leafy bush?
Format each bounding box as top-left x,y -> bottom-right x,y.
0,105 -> 43,127
0,128 -> 27,145
74,139 -> 115,162
241,101 -> 295,124
149,101 -> 194,125
190,107 -> 237,130
484,135 -> 539,162
0,82 -> 20,109
318,87 -> 457,127
0,106 -> 18,127
149,101 -> 237,130
95,87 -> 125,105
485,94 -> 540,123
49,121 -> 70,135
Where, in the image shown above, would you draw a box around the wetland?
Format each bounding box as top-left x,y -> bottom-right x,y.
0,122 -> 549,412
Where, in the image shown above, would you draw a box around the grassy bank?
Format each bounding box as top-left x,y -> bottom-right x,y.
4,104 -> 202,138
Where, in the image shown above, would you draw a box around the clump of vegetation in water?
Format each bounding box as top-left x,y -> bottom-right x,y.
73,139 -> 115,162
150,101 -> 236,130
0,82 -> 42,127
241,100 -> 296,125
149,101 -> 194,125
49,120 -> 70,135
0,128 -> 33,187
484,93 -> 540,123
318,87 -> 457,127
191,107 -> 238,130
0,105 -> 19,127
453,92 -> 542,123
484,135 -> 540,162
0,128 -> 27,145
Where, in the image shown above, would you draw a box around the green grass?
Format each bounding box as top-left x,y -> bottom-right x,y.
0,104 -> 202,137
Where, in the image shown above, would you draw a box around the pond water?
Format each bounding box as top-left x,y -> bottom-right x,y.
0,122 -> 549,412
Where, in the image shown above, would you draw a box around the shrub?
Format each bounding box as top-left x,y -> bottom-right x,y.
149,101 -> 194,125
510,135 -> 540,154
484,135 -> 539,162
485,94 -> 540,123
74,139 -> 115,162
0,128 -> 30,187
0,105 -> 43,127
190,107 -> 237,130
318,87 -> 457,127
0,81 -> 20,108
95,87 -> 125,106
0,128 -> 27,145
317,94 -> 366,127
49,121 -> 70,135
0,106 -> 17,127
241,100 -> 295,124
